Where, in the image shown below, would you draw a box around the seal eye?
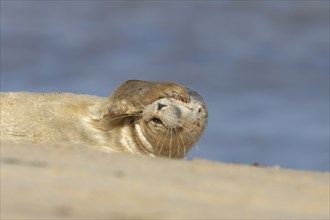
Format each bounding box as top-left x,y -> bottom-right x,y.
151,117 -> 163,125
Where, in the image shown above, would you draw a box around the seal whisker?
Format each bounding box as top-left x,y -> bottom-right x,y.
175,127 -> 186,159
174,121 -> 201,152
174,128 -> 180,158
154,131 -> 164,156
162,128 -> 170,157
127,117 -> 140,128
157,127 -> 170,156
169,127 -> 173,159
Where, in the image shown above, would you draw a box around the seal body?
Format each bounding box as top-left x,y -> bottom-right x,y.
0,80 -> 208,158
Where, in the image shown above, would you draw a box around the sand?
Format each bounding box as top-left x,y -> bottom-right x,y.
1,141 -> 329,219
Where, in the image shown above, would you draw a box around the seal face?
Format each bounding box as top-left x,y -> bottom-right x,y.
0,80 -> 208,158
133,90 -> 208,158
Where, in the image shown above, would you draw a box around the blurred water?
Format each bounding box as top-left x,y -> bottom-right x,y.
1,1 -> 329,171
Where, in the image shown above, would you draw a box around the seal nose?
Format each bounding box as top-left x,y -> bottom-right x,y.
157,103 -> 167,111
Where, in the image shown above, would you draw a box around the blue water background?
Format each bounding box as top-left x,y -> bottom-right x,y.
1,1 -> 329,171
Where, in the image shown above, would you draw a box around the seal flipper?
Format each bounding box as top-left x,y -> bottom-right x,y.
93,80 -> 191,120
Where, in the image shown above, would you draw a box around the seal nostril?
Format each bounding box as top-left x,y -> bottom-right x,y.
157,103 -> 167,111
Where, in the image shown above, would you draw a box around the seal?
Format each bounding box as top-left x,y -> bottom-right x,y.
0,80 -> 208,158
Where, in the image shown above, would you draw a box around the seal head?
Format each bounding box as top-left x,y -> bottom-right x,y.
93,80 -> 208,158
136,88 -> 208,158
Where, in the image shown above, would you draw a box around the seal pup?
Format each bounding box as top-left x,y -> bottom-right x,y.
0,80 -> 208,158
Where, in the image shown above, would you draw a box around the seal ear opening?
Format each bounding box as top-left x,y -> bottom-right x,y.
92,80 -> 191,120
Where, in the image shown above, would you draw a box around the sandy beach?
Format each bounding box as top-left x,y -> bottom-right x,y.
1,141 -> 329,219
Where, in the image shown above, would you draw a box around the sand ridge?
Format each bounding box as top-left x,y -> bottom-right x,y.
1,141 -> 329,219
